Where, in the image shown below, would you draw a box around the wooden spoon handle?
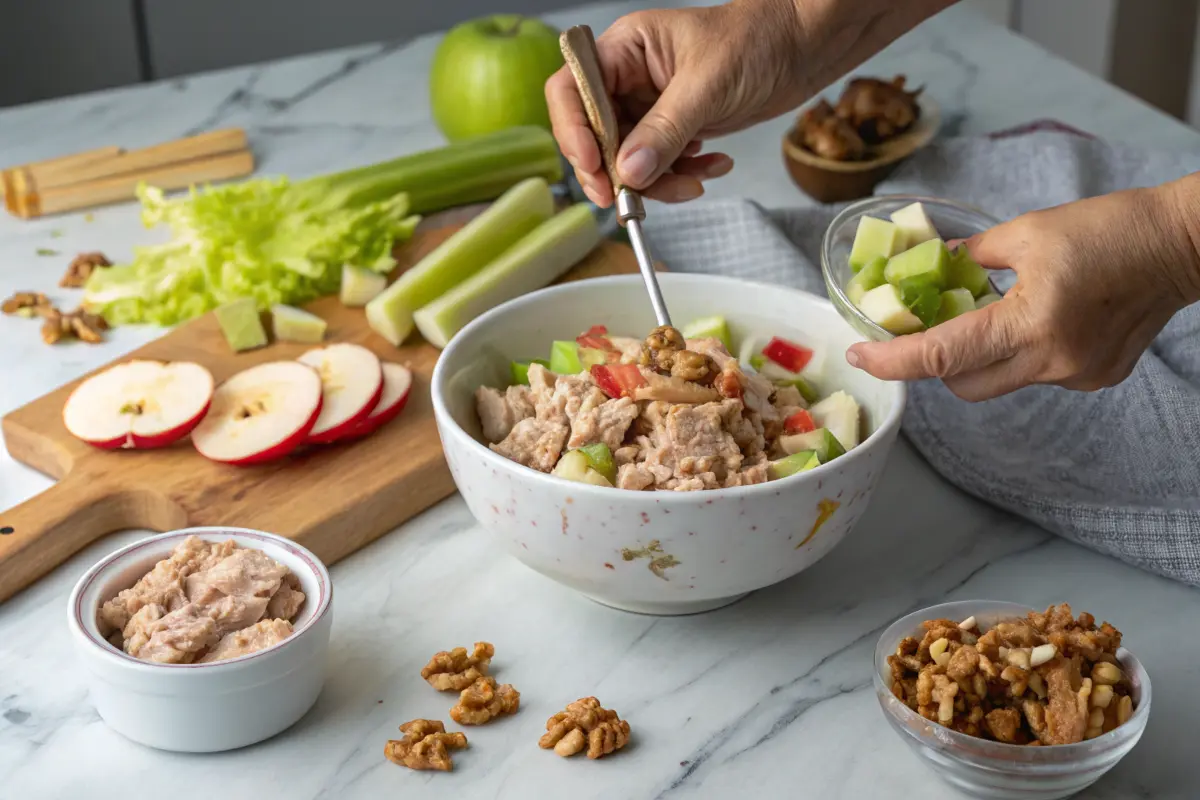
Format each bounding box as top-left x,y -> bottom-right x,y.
559,25 -> 624,192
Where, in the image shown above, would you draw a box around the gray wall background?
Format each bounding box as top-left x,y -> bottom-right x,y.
2,0 -> 1198,126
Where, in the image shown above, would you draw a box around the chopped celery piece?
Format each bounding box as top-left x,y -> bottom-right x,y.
810,391 -> 861,450
577,443 -> 616,483
975,292 -> 1003,309
858,284 -> 924,335
769,450 -> 820,480
948,244 -> 992,298
889,201 -> 940,250
749,353 -> 766,371
340,264 -> 388,307
270,304 -> 327,343
214,298 -> 267,352
579,347 -> 610,368
413,203 -> 600,348
849,216 -> 903,273
846,256 -> 887,305
549,341 -> 582,374
782,427 -> 846,464
935,288 -> 976,326
680,315 -> 732,352
510,358 -> 550,386
898,276 -> 942,329
367,177 -> 554,345
884,239 -> 949,288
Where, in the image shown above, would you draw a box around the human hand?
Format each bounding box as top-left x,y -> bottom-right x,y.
545,0 -> 955,207
846,178 -> 1200,400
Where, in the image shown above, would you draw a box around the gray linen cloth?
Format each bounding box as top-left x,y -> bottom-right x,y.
642,131 -> 1200,586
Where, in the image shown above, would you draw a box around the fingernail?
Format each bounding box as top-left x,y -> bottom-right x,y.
846,349 -> 861,368
619,147 -> 658,187
581,184 -> 604,206
703,155 -> 734,178
676,181 -> 703,201
567,154 -> 579,169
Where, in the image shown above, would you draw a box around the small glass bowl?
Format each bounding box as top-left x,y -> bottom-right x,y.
874,600 -> 1151,800
821,195 -> 1002,342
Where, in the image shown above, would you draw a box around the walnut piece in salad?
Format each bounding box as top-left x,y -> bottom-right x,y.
474,318 -> 864,491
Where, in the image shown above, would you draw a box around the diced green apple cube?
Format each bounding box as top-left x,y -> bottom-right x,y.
680,315 -> 732,352
898,276 -> 942,329
510,358 -> 550,386
849,216 -> 904,273
883,239 -> 949,289
948,245 -> 992,298
768,450 -> 820,480
846,256 -> 887,305
340,264 -> 388,307
549,340 -> 583,374
366,176 -> 554,345
781,427 -> 846,463
214,298 -> 267,352
552,449 -> 613,487
857,284 -> 925,335
577,442 -> 616,483
935,288 -> 977,325
889,201 -> 941,250
975,292 -> 1003,309
810,390 -> 861,450
270,304 -> 327,343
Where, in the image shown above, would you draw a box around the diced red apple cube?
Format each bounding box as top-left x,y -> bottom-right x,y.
762,337 -> 814,374
591,363 -> 647,398
783,409 -> 816,435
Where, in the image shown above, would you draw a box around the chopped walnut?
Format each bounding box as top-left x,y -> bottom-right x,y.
888,603 -> 1133,746
670,349 -> 716,384
421,641 -> 494,691
449,676 -> 520,725
797,99 -> 866,161
539,697 -> 631,760
41,307 -> 106,345
834,75 -> 923,143
2,292 -> 53,316
60,251 -> 111,288
639,325 -> 686,375
384,719 -> 467,772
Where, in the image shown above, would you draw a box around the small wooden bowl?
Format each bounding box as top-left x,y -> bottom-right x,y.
782,95 -> 940,204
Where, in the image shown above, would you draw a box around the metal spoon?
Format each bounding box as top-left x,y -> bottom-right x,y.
559,25 -> 673,329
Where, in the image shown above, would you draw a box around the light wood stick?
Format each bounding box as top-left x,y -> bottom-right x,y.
12,128 -> 248,196
8,149 -> 255,219
0,145 -> 123,200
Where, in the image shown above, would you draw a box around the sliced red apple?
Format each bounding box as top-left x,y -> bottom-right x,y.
62,360 -> 214,450
297,343 -> 384,444
192,361 -> 323,465
345,362 -> 413,438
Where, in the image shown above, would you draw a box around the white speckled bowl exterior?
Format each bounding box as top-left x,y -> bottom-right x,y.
432,274 -> 905,615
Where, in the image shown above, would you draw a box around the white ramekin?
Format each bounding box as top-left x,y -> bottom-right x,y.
66,527 -> 334,753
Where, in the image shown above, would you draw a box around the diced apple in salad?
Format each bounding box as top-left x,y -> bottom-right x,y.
845,201 -> 1002,335
477,318 -> 866,491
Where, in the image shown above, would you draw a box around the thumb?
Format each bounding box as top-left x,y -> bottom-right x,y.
616,78 -> 710,190
847,302 -> 1020,382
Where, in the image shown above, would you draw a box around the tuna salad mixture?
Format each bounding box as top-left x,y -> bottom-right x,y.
475,317 -> 864,491
97,536 -> 306,665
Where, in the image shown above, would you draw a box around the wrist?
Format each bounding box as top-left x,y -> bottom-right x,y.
1156,173 -> 1200,306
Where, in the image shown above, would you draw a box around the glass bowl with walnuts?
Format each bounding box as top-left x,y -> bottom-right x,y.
873,600 -> 1150,800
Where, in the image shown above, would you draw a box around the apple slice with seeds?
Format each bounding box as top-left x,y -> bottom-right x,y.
192,361 -> 323,465
297,343 -> 384,444
345,362 -> 413,438
63,360 -> 214,450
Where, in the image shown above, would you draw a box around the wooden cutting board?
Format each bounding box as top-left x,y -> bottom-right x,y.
0,211 -> 648,604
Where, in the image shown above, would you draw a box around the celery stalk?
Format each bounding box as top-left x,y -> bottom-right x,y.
367,177 -> 555,345
414,204 -> 600,348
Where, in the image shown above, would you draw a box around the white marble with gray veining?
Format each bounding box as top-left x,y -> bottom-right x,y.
1,2 -> 1198,798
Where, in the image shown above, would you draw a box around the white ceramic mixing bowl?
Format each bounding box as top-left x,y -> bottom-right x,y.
67,527 -> 333,752
432,273 -> 905,615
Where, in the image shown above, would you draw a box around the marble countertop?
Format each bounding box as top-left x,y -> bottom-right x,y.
2,2 -> 1198,798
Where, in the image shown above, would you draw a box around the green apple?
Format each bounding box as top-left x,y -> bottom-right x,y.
935,288 -> 977,325
846,256 -> 886,305
884,238 -> 949,288
430,16 -> 564,141
848,216 -> 903,273
858,284 -> 924,335
768,450 -> 820,479
781,427 -> 846,463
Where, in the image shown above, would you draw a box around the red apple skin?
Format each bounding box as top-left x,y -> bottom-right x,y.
343,388 -> 412,440
204,396 -> 324,466
305,379 -> 384,445
128,400 -> 213,450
